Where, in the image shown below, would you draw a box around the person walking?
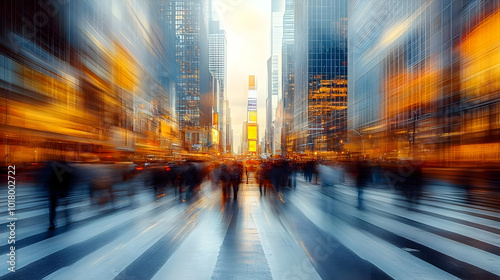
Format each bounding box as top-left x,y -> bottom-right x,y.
355,160 -> 370,210
46,159 -> 74,230
257,164 -> 266,196
219,163 -> 231,199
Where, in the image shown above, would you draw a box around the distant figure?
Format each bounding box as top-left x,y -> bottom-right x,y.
151,167 -> 167,201
210,162 -> 220,190
407,163 -> 424,205
46,160 -> 74,230
459,172 -> 473,201
355,160 -> 370,209
185,162 -> 201,201
305,161 -> 315,183
257,164 -> 267,196
270,162 -> 281,192
230,163 -> 243,199
219,163 -> 231,198
245,165 -> 249,184
290,161 -> 297,189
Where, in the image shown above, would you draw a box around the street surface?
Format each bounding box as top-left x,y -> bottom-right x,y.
1,168 -> 499,280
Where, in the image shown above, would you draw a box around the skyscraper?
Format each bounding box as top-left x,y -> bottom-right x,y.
282,0 -> 295,155
348,0 -> 500,162
209,20 -> 227,151
167,0 -> 209,151
266,57 -> 273,154
294,0 -> 348,152
271,0 -> 284,155
246,75 -> 259,156
225,101 -> 233,154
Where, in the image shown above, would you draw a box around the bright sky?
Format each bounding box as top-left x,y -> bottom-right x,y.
214,0 -> 271,154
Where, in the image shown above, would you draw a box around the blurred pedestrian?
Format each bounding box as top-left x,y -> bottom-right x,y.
257,164 -> 267,196
245,164 -> 249,184
305,161 -> 314,183
151,166 -> 167,201
407,162 -> 424,205
45,160 -> 74,230
210,162 -> 220,190
185,162 -> 201,201
219,163 -> 231,198
230,163 -> 242,199
355,160 -> 370,209
313,161 -> 319,185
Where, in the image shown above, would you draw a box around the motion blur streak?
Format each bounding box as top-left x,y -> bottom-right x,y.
0,0 -> 500,280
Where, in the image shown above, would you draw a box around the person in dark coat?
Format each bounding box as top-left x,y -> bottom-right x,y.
46,160 -> 74,230
257,164 -> 267,196
185,162 -> 201,200
355,160 -> 370,209
229,163 -> 243,200
219,163 -> 231,198
407,162 -> 424,205
152,167 -> 168,201
305,161 -> 315,183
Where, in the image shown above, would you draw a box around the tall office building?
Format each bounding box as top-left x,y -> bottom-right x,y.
225,101 -> 233,154
294,0 -> 348,152
166,0 -> 209,151
0,0 -> 181,161
282,0 -> 295,155
265,57 -> 273,154
266,0 -> 284,155
201,72 -> 220,152
209,20 -> 227,151
348,0 -> 500,162
271,0 -> 284,155
274,100 -> 284,155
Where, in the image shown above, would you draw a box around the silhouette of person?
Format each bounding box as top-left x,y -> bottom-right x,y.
355,160 -> 370,209
46,160 -> 74,230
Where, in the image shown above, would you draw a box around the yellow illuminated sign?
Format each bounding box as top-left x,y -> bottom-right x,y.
212,128 -> 219,144
161,120 -> 171,137
247,125 -> 257,140
213,113 -> 218,129
249,140 -> 257,152
248,111 -> 257,123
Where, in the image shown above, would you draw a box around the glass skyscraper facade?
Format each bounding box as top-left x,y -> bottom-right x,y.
166,0 -> 211,152
209,20 -> 227,150
167,0 -> 204,130
0,0 -> 181,162
269,0 -> 284,154
282,0 -> 295,154
348,0 -> 500,162
294,0 -> 348,152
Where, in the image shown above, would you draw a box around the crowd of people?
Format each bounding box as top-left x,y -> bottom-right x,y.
25,155 -> 499,230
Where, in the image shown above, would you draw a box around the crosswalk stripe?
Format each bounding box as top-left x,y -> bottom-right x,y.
1,177 -> 498,280
115,187 -> 216,280
331,184 -> 500,233
0,195 -> 174,278
254,197 -> 322,280
151,190 -> 227,280
44,203 -> 190,280
354,206 -> 500,275
288,190 -> 460,280
323,185 -> 500,249
291,185 -> 500,279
